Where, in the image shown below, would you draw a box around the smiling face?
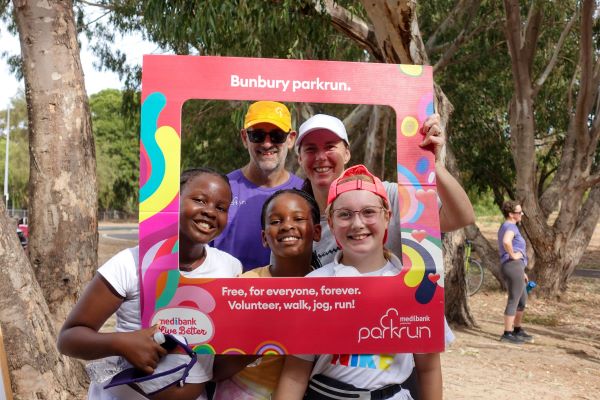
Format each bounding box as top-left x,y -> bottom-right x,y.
297,130 -> 351,191
241,122 -> 296,176
180,173 -> 232,245
261,193 -> 322,259
329,190 -> 390,260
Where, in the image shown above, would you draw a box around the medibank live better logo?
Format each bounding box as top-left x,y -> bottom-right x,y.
357,308 -> 432,343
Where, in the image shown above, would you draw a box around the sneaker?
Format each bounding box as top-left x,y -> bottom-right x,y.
514,329 -> 534,343
500,332 -> 524,344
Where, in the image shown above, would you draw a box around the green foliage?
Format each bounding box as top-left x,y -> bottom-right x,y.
0,89 -> 139,213
419,1 -> 583,208
471,190 -> 501,219
78,0 -> 367,91
181,100 -> 247,173
75,1 -> 374,179
90,89 -> 139,212
0,93 -> 29,210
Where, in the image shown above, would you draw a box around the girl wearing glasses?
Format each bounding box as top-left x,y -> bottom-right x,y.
497,200 -> 534,344
273,165 -> 442,400
291,113 -> 472,397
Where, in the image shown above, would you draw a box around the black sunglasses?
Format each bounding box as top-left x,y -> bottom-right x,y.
246,128 -> 290,144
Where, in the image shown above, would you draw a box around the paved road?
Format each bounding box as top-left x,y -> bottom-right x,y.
573,268 -> 600,278
99,224 -> 138,241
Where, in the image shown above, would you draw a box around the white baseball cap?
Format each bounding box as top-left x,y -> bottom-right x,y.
295,114 -> 349,154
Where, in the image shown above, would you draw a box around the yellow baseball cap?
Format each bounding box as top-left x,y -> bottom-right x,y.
244,101 -> 292,132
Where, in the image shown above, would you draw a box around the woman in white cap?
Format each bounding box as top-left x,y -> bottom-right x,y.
295,113 -> 474,267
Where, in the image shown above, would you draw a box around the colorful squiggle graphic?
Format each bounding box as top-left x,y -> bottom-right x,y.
401,235 -> 443,304
140,92 -> 181,220
397,165 -> 424,223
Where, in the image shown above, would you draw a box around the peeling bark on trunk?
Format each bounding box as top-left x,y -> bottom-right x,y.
13,0 -> 98,325
443,230 -> 475,326
0,203 -> 88,399
360,0 -> 428,64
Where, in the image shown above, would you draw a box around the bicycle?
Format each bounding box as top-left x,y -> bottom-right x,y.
465,240 -> 484,296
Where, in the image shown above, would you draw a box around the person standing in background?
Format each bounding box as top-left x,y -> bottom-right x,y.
498,200 -> 534,344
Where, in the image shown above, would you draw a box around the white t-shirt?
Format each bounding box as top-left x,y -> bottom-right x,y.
99,245 -> 242,333
91,245 -> 242,400
296,253 -> 451,399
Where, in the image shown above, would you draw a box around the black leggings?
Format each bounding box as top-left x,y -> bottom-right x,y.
501,260 -> 527,316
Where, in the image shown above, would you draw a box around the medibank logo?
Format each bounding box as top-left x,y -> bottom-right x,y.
358,308 -> 432,343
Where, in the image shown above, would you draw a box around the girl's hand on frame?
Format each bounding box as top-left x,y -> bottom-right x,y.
116,326 -> 168,374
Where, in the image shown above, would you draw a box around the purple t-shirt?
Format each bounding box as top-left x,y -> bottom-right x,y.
212,169 -> 304,271
497,221 -> 528,266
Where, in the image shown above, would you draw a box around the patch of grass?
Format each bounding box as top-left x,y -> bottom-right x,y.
524,313 -> 561,327
476,214 -> 503,224
472,194 -> 499,217
470,191 -> 504,223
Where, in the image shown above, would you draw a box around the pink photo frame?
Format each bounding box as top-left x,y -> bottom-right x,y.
139,55 -> 444,355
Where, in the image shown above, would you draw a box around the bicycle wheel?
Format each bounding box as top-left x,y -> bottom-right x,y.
466,259 -> 484,296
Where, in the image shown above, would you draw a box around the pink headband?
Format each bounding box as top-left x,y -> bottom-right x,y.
327,164 -> 389,207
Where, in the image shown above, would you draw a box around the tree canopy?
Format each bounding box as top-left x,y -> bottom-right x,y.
90,88 -> 139,212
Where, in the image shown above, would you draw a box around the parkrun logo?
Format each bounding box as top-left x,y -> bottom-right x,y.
358,308 -> 432,343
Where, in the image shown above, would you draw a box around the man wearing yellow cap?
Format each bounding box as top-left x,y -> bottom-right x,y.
213,101 -> 303,271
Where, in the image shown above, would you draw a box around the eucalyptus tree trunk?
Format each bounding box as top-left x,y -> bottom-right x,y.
0,202 -> 87,399
464,224 -> 506,290
503,0 -> 600,298
364,106 -> 392,178
337,0 -> 474,325
13,0 -> 98,323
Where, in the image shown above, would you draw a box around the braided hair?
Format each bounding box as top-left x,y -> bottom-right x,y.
180,167 -> 230,190
260,188 -> 322,270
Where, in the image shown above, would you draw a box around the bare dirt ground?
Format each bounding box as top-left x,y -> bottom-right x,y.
98,220 -> 600,399
443,219 -> 600,400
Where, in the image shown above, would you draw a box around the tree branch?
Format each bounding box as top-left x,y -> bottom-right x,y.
572,0 -> 595,152
567,64 -> 580,112
578,174 -> 600,191
317,0 -> 383,61
425,0 -> 480,52
522,2 -> 542,69
343,103 -> 372,137
503,0 -> 526,82
433,22 -> 489,74
570,185 -> 600,259
76,0 -> 116,11
532,9 -> 578,97
345,104 -> 373,155
359,0 -> 428,64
